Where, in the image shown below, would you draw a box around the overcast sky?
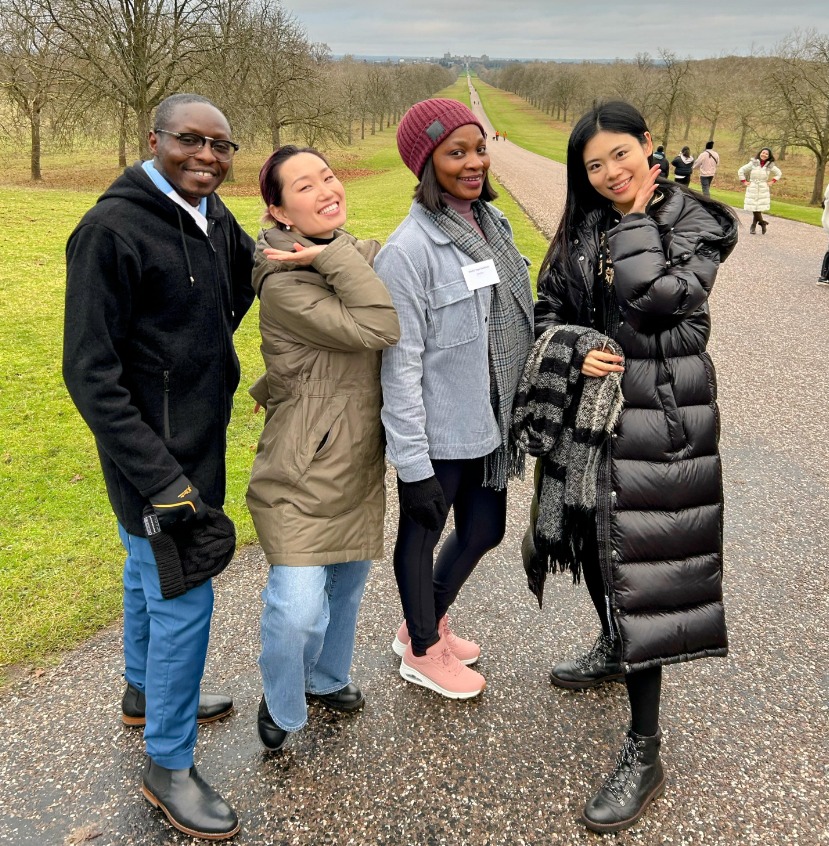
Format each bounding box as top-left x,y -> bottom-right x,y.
289,1 -> 825,61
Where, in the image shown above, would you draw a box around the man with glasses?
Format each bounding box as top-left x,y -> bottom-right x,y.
63,93 -> 254,840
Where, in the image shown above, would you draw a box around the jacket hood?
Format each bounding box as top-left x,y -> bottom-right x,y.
252,226 -> 376,297
650,183 -> 738,263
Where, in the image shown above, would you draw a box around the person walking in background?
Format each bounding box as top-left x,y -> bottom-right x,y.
816,182 -> 829,286
738,147 -> 782,234
522,100 -> 735,833
651,145 -> 669,178
671,146 -> 694,185
692,140 -> 720,196
248,147 -> 400,752
63,93 -> 255,841
375,98 -> 534,700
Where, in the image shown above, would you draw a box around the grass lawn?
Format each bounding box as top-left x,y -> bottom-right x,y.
0,77 -> 547,683
471,75 -> 825,228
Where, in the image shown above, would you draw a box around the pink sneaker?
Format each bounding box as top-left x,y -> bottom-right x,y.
392,617 -> 480,665
399,638 -> 486,699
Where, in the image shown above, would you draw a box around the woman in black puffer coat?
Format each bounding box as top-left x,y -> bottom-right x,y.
528,101 -> 736,834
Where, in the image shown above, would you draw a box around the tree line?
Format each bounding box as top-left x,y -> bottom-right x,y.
479,32 -> 829,205
0,0 -> 455,180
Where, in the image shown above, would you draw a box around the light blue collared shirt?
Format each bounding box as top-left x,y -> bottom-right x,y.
142,160 -> 208,232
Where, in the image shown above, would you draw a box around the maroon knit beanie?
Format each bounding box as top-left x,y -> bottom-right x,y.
397,98 -> 486,178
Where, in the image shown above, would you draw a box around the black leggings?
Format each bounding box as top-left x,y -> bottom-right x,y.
394,457 -> 507,655
582,540 -> 662,737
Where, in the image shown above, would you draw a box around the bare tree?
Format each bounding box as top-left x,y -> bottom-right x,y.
0,0 -> 71,179
35,0 -> 217,158
768,30 -> 829,203
655,49 -> 692,150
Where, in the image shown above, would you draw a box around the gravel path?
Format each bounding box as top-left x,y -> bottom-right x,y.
1,92 -> 828,846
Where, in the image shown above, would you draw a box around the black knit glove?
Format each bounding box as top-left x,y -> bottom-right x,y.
149,474 -> 207,530
398,475 -> 448,532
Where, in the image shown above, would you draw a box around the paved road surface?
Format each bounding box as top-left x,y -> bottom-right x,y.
1,90 -> 828,845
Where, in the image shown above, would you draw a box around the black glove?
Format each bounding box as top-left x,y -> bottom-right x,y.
398,475 -> 448,532
149,474 -> 207,530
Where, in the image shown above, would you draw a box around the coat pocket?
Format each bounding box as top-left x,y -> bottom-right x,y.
655,382 -> 687,452
426,279 -> 480,349
251,394 -> 349,492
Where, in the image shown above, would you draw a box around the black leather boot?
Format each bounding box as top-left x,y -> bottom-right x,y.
749,222 -> 757,234
760,219 -> 768,234
818,251 -> 829,284
142,757 -> 239,840
549,632 -> 624,689
581,729 -> 665,833
307,682 -> 365,712
122,683 -> 233,727
257,695 -> 289,752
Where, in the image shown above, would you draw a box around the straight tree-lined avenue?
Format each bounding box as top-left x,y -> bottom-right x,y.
1,90 -> 827,846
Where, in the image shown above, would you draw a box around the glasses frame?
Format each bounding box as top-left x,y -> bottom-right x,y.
154,128 -> 239,161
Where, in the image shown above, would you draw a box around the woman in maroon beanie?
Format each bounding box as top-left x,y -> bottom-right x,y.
374,98 -> 534,699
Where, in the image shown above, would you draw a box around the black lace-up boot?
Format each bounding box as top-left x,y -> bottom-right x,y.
581,729 -> 665,833
549,632 -> 624,689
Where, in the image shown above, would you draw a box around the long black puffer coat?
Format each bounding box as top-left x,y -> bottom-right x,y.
533,184 -> 737,671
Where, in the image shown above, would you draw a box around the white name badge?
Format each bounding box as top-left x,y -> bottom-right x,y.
461,258 -> 501,291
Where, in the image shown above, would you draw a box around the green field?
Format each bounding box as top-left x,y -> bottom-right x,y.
0,77 -> 547,682
471,75 -> 825,228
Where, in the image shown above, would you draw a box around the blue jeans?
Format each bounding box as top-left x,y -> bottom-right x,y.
119,525 -> 213,769
259,560 -> 371,731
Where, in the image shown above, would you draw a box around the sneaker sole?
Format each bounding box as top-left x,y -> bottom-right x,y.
580,774 -> 666,833
392,636 -> 479,666
141,784 -> 240,840
399,661 -> 485,699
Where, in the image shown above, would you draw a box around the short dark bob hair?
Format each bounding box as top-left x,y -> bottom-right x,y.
414,157 -> 498,213
258,145 -> 330,227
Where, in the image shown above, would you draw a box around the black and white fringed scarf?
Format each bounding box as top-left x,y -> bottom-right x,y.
426,201 -> 534,490
511,325 -> 625,592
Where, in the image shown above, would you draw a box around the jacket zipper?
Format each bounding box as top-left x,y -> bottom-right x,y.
163,370 -> 171,440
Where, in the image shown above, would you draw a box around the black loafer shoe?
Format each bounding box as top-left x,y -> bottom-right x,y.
122,683 -> 233,727
308,682 -> 365,712
142,757 -> 239,840
257,695 -> 289,752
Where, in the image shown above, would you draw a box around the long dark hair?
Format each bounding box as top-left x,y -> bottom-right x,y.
258,145 -> 330,227
414,156 -> 498,213
540,100 -> 733,281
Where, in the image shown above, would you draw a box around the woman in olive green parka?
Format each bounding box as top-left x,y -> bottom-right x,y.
248,146 -> 399,747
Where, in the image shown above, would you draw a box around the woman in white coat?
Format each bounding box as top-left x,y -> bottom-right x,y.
817,183 -> 829,286
738,147 -> 782,234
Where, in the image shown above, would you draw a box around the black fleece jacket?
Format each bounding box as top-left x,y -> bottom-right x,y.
63,164 -> 255,535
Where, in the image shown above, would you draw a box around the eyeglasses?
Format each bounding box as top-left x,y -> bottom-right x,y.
154,129 -> 239,162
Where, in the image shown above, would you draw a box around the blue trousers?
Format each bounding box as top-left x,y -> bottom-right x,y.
119,525 -> 213,769
259,560 -> 371,732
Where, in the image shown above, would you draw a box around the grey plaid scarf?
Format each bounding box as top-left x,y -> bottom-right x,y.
426,201 -> 534,489
511,325 -> 624,588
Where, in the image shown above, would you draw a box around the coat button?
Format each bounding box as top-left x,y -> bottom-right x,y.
611,550 -> 617,560
578,255 -> 585,261
611,433 -> 618,439
574,238 -> 579,245
611,491 -> 617,498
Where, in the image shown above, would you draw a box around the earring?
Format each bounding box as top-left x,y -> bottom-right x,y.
285,224 -> 291,231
